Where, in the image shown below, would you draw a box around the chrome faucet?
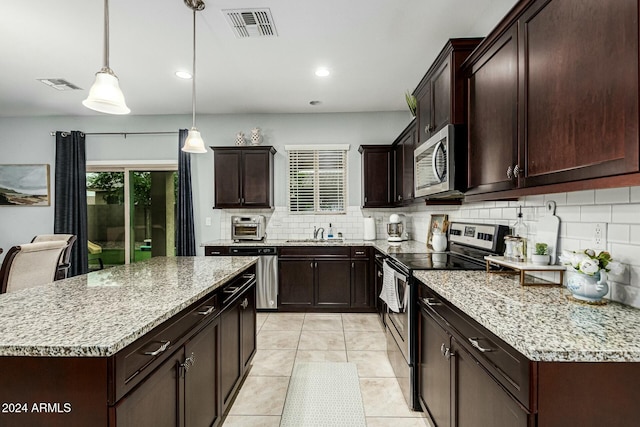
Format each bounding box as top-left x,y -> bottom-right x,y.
313,226 -> 325,240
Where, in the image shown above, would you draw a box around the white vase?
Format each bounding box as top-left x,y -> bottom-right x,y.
235,132 -> 246,146
431,231 -> 447,252
566,270 -> 608,302
531,254 -> 550,265
250,128 -> 262,145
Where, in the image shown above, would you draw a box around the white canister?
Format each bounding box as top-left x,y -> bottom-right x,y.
431,230 -> 447,252
363,217 -> 376,240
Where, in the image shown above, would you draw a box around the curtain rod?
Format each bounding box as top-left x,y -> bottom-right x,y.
50,131 -> 179,138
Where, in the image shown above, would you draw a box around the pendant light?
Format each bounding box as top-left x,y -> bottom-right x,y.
83,0 -> 130,114
182,0 -> 207,153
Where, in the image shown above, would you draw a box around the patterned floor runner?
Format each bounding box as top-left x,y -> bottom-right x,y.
280,362 -> 366,427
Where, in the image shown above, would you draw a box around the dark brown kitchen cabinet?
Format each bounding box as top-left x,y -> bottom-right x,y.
220,281 -> 256,414
464,0 -> 640,199
466,25 -> 519,194
358,145 -> 394,208
414,39 -> 482,145
393,120 -> 417,205
212,146 -> 276,208
278,246 -> 373,312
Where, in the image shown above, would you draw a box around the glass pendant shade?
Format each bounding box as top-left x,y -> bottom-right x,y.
182,127 -> 207,153
83,68 -> 130,115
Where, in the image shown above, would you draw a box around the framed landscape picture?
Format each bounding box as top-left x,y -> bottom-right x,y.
0,164 -> 50,206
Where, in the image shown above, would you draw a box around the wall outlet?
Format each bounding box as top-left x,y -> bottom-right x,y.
592,223 -> 607,250
205,217 -> 212,226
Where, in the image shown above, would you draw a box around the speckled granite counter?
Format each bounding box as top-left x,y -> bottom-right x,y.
0,256 -> 256,357
201,238 -> 430,256
414,270 -> 640,362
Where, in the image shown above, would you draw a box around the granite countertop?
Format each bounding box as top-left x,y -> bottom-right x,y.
0,256 -> 257,358
413,270 -> 640,362
201,239 -> 430,256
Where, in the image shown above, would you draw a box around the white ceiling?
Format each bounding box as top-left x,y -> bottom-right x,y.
0,0 -> 518,118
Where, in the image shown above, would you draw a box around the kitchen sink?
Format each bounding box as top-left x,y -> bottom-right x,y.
285,238 -> 345,243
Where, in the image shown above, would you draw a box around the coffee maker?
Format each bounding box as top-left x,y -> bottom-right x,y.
387,214 -> 408,242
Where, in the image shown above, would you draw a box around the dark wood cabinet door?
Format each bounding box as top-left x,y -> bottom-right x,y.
278,259 -> 314,308
419,309 -> 452,427
374,258 -> 385,319
184,319 -> 220,427
242,150 -> 271,207
519,0 -> 639,187
350,259 -> 371,308
402,124 -> 416,202
115,348 -> 184,427
416,80 -> 433,143
466,25 -> 519,195
213,151 -> 242,207
452,338 -> 529,427
240,285 -> 256,371
315,259 -> 351,308
220,300 -> 241,412
431,59 -> 451,135
359,146 -> 393,207
394,143 -> 404,204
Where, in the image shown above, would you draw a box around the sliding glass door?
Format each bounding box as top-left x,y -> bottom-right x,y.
86,164 -> 177,270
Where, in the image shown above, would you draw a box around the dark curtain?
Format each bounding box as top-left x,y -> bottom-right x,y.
176,129 -> 197,256
54,131 -> 88,276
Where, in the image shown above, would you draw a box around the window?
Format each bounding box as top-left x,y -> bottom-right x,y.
287,145 -> 348,213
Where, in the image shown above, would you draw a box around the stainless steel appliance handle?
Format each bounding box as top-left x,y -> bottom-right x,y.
468,337 -> 493,353
431,140 -> 446,182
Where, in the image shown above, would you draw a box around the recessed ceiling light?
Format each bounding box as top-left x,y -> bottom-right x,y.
175,70 -> 192,79
309,100 -> 322,106
315,68 -> 330,77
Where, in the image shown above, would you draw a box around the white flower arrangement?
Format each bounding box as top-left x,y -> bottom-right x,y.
559,249 -> 625,276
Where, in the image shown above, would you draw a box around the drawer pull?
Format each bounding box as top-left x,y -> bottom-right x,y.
440,343 -> 454,360
355,251 -> 365,255
468,337 -> 493,353
224,287 -> 240,294
144,340 -> 171,357
424,297 -> 442,306
241,298 -> 249,309
198,305 -> 216,316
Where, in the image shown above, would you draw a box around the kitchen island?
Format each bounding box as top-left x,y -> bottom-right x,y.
414,269 -> 640,427
0,256 -> 258,427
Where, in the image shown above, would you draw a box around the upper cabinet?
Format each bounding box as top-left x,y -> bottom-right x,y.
211,146 -> 276,209
414,38 -> 482,145
359,145 -> 394,208
464,0 -> 639,199
393,119 -> 418,205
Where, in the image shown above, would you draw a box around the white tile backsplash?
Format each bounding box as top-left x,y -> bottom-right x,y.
567,190 -> 595,205
595,187 -> 630,204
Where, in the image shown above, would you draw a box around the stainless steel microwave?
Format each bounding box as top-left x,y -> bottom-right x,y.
414,124 -> 464,198
231,215 -> 266,242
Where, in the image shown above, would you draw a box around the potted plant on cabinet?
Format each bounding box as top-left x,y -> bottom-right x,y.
531,242 -> 550,265
405,91 -> 417,118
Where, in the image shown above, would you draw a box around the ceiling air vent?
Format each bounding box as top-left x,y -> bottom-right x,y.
38,78 -> 82,91
223,8 -> 278,38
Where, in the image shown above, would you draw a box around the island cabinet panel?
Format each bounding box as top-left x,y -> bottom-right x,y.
0,357 -> 108,427
220,298 -> 241,412
465,0 -> 640,199
114,349 -> 184,427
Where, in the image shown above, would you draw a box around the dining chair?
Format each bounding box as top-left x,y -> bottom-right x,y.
31,234 -> 77,279
0,241 -> 68,294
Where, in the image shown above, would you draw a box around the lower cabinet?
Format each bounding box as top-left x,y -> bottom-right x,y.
278,246 -> 374,312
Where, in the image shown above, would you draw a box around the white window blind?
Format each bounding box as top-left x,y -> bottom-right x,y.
288,148 -> 347,213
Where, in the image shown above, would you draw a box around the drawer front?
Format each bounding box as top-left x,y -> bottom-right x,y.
350,246 -> 370,258
113,293 -> 219,402
279,246 -> 350,258
204,246 -> 229,256
419,283 -> 531,410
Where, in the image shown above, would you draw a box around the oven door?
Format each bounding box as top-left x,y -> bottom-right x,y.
386,269 -> 410,362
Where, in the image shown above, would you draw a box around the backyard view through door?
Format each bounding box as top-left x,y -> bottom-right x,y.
86,168 -> 177,270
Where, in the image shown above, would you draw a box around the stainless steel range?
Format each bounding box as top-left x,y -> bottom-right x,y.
383,221 -> 509,411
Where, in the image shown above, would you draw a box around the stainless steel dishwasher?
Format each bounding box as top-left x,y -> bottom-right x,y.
228,246 -> 278,310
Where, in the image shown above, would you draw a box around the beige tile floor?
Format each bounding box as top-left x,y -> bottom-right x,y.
223,312 -> 430,427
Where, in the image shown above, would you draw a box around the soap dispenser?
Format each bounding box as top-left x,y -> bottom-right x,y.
512,206 -> 529,261
327,223 -> 334,239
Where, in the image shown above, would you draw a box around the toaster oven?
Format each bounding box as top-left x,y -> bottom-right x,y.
231,215 -> 266,241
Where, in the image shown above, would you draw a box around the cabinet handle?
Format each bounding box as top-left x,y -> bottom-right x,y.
364,196 -> 368,203
241,198 -> 245,204
506,165 -> 513,179
209,251 -> 221,255
397,195 -> 402,201
351,262 -> 355,268
310,262 -> 314,268
424,297 -> 442,306
513,164 -> 521,178
144,340 -> 171,356
425,124 -> 432,133
180,352 -> 196,375
241,298 -> 249,309
237,198 -> 241,203
315,262 -> 318,268
197,305 -> 216,316
468,337 -> 493,353
378,271 -> 383,277
355,251 -> 365,255
440,343 -> 454,360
